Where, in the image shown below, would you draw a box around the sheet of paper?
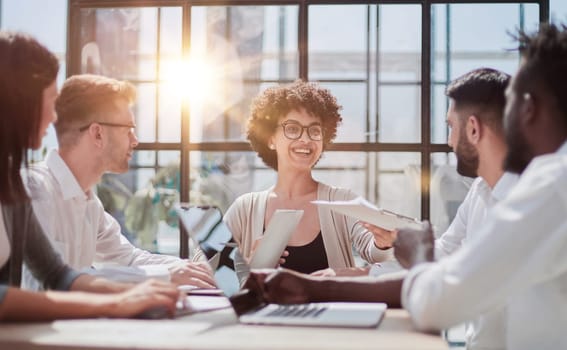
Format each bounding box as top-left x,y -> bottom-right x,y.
180,295 -> 232,315
86,265 -> 170,283
312,197 -> 422,231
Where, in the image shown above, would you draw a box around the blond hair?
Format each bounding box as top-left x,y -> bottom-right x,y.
54,74 -> 136,146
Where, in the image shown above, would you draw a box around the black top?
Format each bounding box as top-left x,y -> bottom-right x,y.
280,231 -> 329,274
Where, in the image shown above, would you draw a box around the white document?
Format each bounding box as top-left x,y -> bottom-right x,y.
181,295 -> 232,313
312,197 -> 422,231
250,209 -> 304,269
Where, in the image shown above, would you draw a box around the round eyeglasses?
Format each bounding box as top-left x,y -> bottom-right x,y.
279,121 -> 323,141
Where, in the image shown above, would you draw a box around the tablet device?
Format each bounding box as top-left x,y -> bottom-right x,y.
249,209 -> 304,269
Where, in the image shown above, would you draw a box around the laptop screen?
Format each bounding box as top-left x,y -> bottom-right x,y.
175,205 -> 244,297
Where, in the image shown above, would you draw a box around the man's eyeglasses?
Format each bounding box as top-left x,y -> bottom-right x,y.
79,122 -> 136,133
279,121 -> 323,141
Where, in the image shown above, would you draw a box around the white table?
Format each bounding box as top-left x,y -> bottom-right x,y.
0,309 -> 448,350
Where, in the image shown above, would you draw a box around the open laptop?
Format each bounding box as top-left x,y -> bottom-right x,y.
175,204 -> 387,328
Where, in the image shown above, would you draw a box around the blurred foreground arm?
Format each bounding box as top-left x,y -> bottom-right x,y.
0,279 -> 179,322
245,269 -> 405,308
393,222 -> 435,269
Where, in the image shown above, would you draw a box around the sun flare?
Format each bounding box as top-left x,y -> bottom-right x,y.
160,55 -> 218,105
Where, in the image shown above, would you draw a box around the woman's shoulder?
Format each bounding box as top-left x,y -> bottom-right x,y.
317,182 -> 358,201
225,189 -> 271,216
233,189 -> 270,204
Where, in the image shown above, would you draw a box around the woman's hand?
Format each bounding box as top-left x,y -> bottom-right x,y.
104,279 -> 180,318
251,237 -> 290,267
362,222 -> 397,250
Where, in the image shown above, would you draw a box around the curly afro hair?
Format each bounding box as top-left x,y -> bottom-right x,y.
247,80 -> 342,170
514,23 -> 567,131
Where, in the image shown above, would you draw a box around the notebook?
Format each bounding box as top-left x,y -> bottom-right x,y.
175,204 -> 387,328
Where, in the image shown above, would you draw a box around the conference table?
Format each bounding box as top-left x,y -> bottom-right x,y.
0,307 -> 448,350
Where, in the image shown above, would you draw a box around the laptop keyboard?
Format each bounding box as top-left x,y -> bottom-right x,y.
265,304 -> 328,318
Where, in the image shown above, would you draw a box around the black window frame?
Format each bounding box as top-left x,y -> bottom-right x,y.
67,0 -> 549,257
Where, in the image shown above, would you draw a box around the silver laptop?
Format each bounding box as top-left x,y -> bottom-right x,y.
175,205 -> 387,328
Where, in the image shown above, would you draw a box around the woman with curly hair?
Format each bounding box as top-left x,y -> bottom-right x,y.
224,80 -> 392,278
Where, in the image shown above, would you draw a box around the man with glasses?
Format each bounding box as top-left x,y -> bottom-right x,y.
24,74 -> 215,289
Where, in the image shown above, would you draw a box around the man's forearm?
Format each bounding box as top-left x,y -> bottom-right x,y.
310,274 -> 405,308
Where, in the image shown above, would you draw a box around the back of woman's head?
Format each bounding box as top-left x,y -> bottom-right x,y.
0,31 -> 59,204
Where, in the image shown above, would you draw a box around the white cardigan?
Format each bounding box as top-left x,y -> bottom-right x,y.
223,182 -> 393,270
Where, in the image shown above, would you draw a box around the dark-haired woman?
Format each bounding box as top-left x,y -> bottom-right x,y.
0,31 -> 178,321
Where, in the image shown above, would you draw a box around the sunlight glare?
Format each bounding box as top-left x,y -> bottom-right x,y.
160,55 -> 217,106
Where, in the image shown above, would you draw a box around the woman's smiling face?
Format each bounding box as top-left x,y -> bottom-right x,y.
270,108 -> 324,172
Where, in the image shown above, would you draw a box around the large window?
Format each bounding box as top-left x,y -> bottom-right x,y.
61,0 -> 548,256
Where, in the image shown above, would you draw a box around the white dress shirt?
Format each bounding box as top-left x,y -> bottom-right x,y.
435,172 -> 519,350
0,205 -> 10,269
25,150 -> 180,272
436,172 -> 519,259
402,141 -> 567,350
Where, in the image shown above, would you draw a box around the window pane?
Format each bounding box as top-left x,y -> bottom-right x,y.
190,151 -> 261,213
376,152 -> 421,218
320,82 -> 367,142
158,7 -> 183,143
79,8 -> 159,81
309,4 -> 421,144
135,151 -> 156,167
134,83 -> 157,143
309,5 -> 368,80
2,0 -> 68,154
551,0 -> 567,21
98,150 -> 182,255
188,6 -> 298,143
430,153 -> 474,234
315,152 -> 421,219
159,7 -> 182,57
378,5 -> 422,82
378,85 -> 421,143
261,6 -> 299,80
1,0 -> 67,54
431,84 -> 449,144
431,3 -> 540,144
79,7 -> 183,144
158,89 -> 181,142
